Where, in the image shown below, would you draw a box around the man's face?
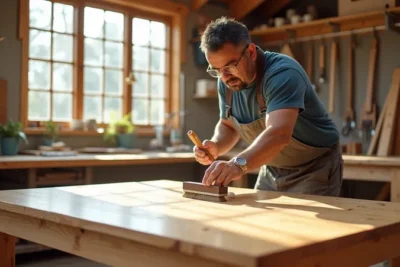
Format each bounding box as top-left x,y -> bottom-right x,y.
205,43 -> 256,91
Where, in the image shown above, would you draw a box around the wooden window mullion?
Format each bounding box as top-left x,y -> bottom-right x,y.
123,15 -> 132,116
74,1 -> 84,120
50,3 -> 55,121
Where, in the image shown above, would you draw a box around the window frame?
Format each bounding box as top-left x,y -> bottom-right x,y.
19,0 -> 187,136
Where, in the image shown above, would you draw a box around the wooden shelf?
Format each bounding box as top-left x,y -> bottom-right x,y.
16,242 -> 52,254
193,94 -> 218,99
250,7 -> 400,43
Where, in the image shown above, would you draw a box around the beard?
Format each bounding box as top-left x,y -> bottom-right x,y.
225,77 -> 248,91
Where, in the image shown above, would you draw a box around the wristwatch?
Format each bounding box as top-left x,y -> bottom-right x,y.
232,157 -> 248,174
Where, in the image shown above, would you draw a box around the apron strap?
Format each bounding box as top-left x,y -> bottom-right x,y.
224,46 -> 266,118
255,48 -> 266,115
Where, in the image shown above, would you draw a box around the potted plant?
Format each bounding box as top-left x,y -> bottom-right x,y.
43,121 -> 58,146
104,113 -> 136,148
0,120 -> 28,156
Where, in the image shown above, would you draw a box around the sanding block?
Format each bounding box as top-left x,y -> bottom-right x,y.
182,181 -> 228,202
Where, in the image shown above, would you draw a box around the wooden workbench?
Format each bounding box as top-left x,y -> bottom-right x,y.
0,180 -> 400,267
2,152 -> 400,202
0,152 -> 196,188
0,152 -> 195,169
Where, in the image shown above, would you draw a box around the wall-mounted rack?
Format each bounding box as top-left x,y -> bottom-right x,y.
250,7 -> 400,46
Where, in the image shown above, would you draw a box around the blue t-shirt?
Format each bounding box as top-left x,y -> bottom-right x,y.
218,51 -> 339,148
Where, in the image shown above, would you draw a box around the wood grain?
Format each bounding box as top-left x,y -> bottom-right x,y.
0,180 -> 400,266
377,68 -> 400,156
0,152 -> 196,169
0,232 -> 15,267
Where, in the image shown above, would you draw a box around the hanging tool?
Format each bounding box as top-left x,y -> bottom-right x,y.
306,41 -> 317,92
281,42 -> 295,59
342,34 -> 356,137
360,30 -> 379,142
329,39 -> 338,113
318,40 -> 325,84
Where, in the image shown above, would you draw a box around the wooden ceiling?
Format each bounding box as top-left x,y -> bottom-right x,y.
191,0 -> 291,20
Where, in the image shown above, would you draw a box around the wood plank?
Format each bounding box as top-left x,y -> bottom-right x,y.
0,80 -> 7,123
0,180 -> 400,266
367,88 -> 389,155
0,210 -> 230,267
391,170 -> 400,202
0,232 -> 16,267
259,226 -> 400,267
19,0 -> 29,127
229,0 -> 265,20
342,165 -> 391,182
392,257 -> 400,267
191,0 -> 208,11
262,0 -> 291,19
74,0 -> 84,120
377,68 -> 400,156
0,152 -> 196,169
252,7 -> 400,43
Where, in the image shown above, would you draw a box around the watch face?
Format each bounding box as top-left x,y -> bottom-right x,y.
235,157 -> 247,166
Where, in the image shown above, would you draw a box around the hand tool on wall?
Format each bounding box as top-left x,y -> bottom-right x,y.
306,41 -> 317,92
281,42 -> 295,59
329,40 -> 338,113
342,34 -> 356,137
319,41 -> 325,84
360,32 -> 379,142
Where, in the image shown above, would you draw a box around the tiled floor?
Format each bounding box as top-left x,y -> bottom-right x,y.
17,251 -> 108,267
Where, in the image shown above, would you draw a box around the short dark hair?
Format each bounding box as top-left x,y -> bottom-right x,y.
200,17 -> 251,53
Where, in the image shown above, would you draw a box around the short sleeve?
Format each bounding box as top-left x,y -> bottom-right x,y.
217,79 -> 228,119
263,68 -> 307,114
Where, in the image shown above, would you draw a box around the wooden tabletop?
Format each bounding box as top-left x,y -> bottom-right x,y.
0,152 -> 196,169
0,180 -> 399,266
2,150 -> 400,170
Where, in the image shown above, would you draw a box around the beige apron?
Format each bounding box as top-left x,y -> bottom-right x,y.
225,49 -> 343,196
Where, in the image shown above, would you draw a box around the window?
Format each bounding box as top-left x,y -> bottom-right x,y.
131,18 -> 168,125
21,0 -> 184,134
83,7 -> 124,123
28,0 -> 74,122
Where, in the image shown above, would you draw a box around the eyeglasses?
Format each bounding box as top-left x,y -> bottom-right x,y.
206,44 -> 249,78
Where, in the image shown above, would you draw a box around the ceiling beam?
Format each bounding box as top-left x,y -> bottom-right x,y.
263,0 -> 292,18
192,0 -> 208,11
229,0 -> 265,20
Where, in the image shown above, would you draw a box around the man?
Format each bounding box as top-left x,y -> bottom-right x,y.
193,17 -> 343,196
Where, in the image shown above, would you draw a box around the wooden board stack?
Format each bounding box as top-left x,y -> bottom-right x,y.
367,67 -> 400,200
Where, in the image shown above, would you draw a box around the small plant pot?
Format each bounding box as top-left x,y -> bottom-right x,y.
1,137 -> 20,156
43,138 -> 54,146
116,133 -> 136,149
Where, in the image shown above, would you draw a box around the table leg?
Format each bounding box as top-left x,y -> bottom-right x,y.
27,168 -> 37,188
390,169 -> 400,202
0,232 -> 16,267
391,257 -> 400,267
84,167 -> 93,184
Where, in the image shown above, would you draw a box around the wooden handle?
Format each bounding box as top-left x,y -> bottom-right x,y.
306,42 -> 313,79
329,41 -> 337,113
346,36 -> 355,120
365,38 -> 378,113
187,130 -> 215,162
319,43 -> 325,69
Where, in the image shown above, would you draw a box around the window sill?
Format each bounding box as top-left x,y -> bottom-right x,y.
24,127 -> 170,137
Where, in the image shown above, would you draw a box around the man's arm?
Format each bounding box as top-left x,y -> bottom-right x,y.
210,117 -> 240,157
235,67 -> 307,171
235,107 -> 298,171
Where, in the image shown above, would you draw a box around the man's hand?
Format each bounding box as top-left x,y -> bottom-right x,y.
193,140 -> 218,165
202,160 -> 243,186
